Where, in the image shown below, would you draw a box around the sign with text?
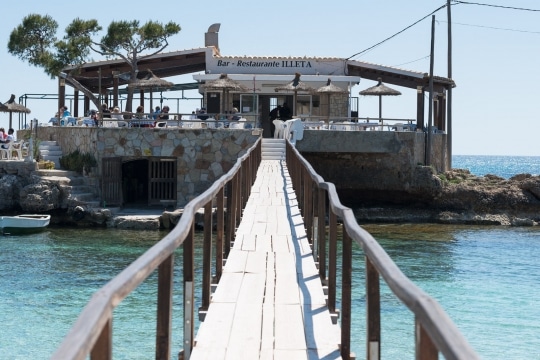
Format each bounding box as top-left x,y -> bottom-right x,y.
206,56 -> 347,76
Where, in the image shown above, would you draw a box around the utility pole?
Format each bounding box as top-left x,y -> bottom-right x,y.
447,0 -> 453,169
426,15 -> 436,166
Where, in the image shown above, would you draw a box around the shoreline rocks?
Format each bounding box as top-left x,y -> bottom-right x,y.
352,169 -> 540,226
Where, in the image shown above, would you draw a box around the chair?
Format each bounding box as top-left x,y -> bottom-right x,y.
393,123 -> 404,131
0,143 -> 11,160
10,141 -> 24,160
273,119 -> 285,138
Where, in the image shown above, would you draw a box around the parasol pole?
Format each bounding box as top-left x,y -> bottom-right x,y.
378,95 -> 382,126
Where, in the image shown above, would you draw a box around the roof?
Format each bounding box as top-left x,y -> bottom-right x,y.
63,47 -> 455,94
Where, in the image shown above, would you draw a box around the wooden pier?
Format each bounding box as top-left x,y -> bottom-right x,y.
190,159 -> 341,359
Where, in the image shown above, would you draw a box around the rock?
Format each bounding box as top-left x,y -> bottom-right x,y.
354,170 -> 540,226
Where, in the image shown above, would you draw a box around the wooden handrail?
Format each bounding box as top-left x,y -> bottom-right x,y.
51,138 -> 262,360
285,140 -> 479,360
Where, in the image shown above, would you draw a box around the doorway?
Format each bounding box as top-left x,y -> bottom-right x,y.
102,157 -> 177,207
122,159 -> 149,205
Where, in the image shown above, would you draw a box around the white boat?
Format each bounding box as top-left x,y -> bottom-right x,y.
1,214 -> 51,233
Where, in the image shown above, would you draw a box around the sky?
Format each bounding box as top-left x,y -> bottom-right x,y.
1,0 -> 539,156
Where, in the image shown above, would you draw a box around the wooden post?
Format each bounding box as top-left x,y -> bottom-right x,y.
215,187 -> 225,281
426,15 -> 436,166
201,201 -> 213,311
183,223 -> 195,358
341,228 -> 352,360
366,258 -> 381,360
156,254 -> 174,359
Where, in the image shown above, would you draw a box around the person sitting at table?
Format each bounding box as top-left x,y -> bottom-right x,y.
101,103 -> 111,118
1,128 -> 15,149
152,106 -> 161,119
0,127 -> 7,142
60,106 -> 71,118
111,106 -> 127,126
158,105 -> 170,120
197,107 -> 209,120
134,105 -> 145,119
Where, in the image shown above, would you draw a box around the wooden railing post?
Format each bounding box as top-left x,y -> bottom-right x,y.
366,257 -> 381,360
156,254 -> 174,360
317,188 -> 327,281
328,209 -> 337,314
416,318 -> 438,360
341,228 -> 352,360
201,201 -> 213,312
225,182 -> 233,257
304,175 -> 313,242
215,188 -> 225,281
182,223 -> 195,359
91,318 -> 112,360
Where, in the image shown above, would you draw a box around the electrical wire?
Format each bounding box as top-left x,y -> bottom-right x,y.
346,4 -> 448,60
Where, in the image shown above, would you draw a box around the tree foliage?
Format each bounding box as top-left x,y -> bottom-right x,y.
8,14 -> 181,111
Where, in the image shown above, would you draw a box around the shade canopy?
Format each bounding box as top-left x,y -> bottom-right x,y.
0,94 -> 31,129
127,69 -> 173,114
317,78 -> 347,94
201,73 -> 249,92
128,69 -> 174,90
201,74 -> 249,114
359,77 -> 401,122
274,73 -> 315,116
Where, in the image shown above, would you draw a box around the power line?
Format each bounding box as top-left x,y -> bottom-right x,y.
439,20 -> 540,34
346,4 -> 448,60
393,55 -> 431,67
346,1 -> 540,61
452,1 -> 540,12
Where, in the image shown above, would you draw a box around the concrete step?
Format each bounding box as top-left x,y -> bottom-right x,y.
40,150 -> 63,156
39,140 -> 59,146
71,192 -> 99,202
34,169 -> 76,177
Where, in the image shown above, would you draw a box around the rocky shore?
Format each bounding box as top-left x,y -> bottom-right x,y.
2,167 -> 540,229
353,168 -> 540,226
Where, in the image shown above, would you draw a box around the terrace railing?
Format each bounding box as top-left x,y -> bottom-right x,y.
285,140 -> 478,360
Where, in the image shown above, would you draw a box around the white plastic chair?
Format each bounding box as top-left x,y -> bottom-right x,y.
273,119 -> 285,138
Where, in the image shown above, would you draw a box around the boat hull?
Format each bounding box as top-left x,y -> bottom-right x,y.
1,215 -> 51,234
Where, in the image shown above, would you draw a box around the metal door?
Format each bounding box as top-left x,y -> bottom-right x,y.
102,157 -> 123,206
148,158 -> 177,206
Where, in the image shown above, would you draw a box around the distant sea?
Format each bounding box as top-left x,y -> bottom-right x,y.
0,155 -> 539,359
452,154 -> 540,178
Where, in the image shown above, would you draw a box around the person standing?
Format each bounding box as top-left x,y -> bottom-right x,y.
280,103 -> 292,120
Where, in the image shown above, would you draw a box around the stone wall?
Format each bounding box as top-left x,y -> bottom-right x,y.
0,160 -> 38,177
20,127 -> 262,206
295,130 -> 448,207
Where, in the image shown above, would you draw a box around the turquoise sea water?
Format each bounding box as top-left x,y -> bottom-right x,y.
1,155 -> 540,359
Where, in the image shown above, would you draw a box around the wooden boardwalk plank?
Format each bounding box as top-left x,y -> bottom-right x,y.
190,159 -> 341,359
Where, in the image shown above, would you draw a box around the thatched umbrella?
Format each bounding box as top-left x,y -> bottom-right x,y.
201,74 -> 249,115
0,94 -> 31,129
317,78 -> 347,122
359,77 -> 401,124
128,69 -> 173,114
275,73 -> 315,116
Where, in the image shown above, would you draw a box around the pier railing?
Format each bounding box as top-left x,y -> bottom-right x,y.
50,139 -> 262,360
285,140 -> 478,360
51,134 -> 477,360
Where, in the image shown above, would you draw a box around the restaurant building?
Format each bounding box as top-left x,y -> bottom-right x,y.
46,24 -> 455,208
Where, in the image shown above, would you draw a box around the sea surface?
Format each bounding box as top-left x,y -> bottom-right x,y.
1,155 -> 540,359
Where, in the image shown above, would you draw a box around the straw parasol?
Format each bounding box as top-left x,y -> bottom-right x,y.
201,74 -> 249,115
128,69 -> 173,113
359,77 -> 401,123
0,94 -> 31,129
275,73 -> 315,116
317,78 -> 347,121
